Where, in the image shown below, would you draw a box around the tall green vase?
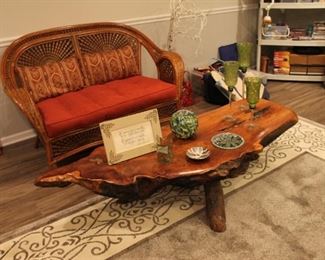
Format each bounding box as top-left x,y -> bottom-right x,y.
237,42 -> 252,73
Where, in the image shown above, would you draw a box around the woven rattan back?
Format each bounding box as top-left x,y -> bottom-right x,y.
16,38 -> 75,67
1,23 -> 153,93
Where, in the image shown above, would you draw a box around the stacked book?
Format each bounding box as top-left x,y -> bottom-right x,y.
273,51 -> 290,74
312,21 -> 325,40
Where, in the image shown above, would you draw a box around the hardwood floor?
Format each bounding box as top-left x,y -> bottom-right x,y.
0,80 -> 324,241
267,81 -> 325,124
0,139 -> 99,241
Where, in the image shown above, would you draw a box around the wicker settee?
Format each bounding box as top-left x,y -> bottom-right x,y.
0,22 -> 184,165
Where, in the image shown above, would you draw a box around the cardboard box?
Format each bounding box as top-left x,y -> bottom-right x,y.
307,66 -> 325,75
290,54 -> 308,65
290,66 -> 308,75
308,55 -> 325,66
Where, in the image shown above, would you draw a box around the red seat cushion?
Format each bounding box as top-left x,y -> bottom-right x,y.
37,76 -> 177,138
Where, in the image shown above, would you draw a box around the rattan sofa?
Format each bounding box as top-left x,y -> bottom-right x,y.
0,22 -> 184,165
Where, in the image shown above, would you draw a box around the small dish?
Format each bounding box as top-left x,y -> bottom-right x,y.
211,132 -> 244,149
186,146 -> 210,160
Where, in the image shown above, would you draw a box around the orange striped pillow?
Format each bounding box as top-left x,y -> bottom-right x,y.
82,45 -> 139,85
17,56 -> 85,102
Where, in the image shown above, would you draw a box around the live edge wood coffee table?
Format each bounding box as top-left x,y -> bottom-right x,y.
35,99 -> 298,232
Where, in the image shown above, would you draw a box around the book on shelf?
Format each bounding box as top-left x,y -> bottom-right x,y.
313,21 -> 325,37
293,36 -> 313,40
313,21 -> 325,27
312,35 -> 325,40
312,30 -> 325,40
313,27 -> 325,31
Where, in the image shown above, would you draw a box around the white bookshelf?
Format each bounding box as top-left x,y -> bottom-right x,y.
266,73 -> 325,81
260,39 -> 325,47
257,1 -> 325,82
260,2 -> 325,10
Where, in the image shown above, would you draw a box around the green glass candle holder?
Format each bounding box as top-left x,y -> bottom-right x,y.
237,42 -> 252,73
223,61 -> 239,122
223,61 -> 239,92
245,77 -> 261,109
245,76 -> 261,129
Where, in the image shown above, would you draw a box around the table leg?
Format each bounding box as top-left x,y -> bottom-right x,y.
204,179 -> 226,232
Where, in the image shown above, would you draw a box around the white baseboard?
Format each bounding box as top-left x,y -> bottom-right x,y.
1,129 -> 36,147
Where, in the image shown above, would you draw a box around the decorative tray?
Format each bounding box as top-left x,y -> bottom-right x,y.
211,132 -> 244,149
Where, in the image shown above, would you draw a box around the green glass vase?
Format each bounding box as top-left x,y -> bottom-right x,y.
223,61 -> 239,122
237,42 -> 252,73
245,77 -> 261,109
245,76 -> 261,129
223,61 -> 239,92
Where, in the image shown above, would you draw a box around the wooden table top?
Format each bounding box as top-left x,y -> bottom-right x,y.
36,99 -> 298,191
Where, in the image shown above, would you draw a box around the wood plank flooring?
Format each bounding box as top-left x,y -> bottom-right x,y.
267,81 -> 325,124
0,80 -> 324,241
0,139 -> 100,241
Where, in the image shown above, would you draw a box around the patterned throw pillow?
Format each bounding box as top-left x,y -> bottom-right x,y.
17,56 -> 85,102
82,45 -> 139,85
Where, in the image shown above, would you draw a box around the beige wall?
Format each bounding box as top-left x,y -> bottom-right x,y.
0,0 -> 256,38
0,0 -> 258,145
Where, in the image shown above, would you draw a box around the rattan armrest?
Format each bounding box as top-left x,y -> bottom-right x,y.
8,87 -> 47,139
157,51 -> 184,100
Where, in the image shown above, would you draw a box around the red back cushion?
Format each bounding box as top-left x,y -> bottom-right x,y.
82,45 -> 140,85
17,56 -> 85,102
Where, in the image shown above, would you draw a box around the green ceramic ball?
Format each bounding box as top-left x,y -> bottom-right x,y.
170,109 -> 198,139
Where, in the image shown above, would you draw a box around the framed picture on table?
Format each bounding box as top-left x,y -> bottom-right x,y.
99,109 -> 162,165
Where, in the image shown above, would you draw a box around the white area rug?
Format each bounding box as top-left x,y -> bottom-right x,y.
0,117 -> 324,260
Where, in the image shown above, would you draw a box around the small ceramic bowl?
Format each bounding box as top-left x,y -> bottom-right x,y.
186,146 -> 210,160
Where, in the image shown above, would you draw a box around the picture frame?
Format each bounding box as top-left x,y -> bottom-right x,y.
99,109 -> 162,165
